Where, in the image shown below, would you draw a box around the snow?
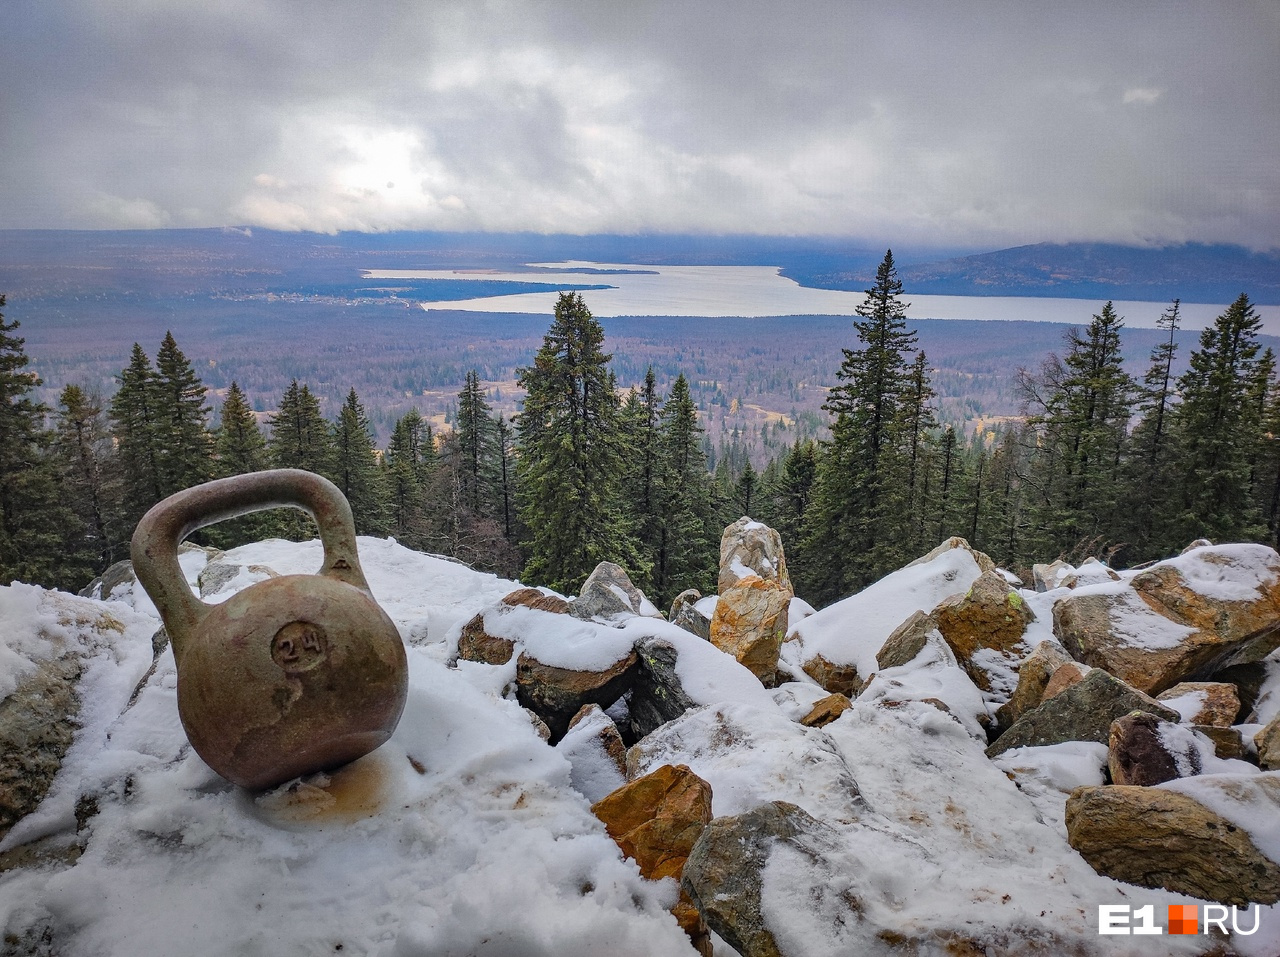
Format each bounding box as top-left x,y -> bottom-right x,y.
1161,772 -> 1280,868
1249,650 -> 1280,725
1155,543 -> 1280,603
485,605 -> 636,671
3,533 -> 1274,955
788,541 -> 984,675
1161,688 -> 1210,723
854,632 -> 990,738
1067,580 -> 1198,650
991,741 -> 1109,839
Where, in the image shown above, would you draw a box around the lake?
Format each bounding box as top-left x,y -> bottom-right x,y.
364,262 -> 1280,334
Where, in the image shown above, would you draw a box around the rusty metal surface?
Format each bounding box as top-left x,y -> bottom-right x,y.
131,469 -> 408,791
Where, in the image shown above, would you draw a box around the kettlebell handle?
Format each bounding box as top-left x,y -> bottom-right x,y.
131,469 -> 371,661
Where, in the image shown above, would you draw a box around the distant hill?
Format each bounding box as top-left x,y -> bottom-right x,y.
787,242 -> 1280,305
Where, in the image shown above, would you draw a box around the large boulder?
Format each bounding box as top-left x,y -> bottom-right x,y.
592,764 -> 714,955
1254,712 -> 1280,770
986,667 -> 1179,758
681,801 -> 830,957
0,657 -> 82,844
517,649 -> 637,742
668,589 -> 710,640
1156,681 -> 1242,727
1054,544 -> 1280,695
1107,711 -> 1200,786
933,569 -> 1035,692
872,609 -> 937,672
555,704 -> 628,803
628,637 -> 699,741
787,538 -> 990,696
710,519 -> 793,685
993,640 -> 1075,732
571,562 -> 660,622
1066,777 -> 1280,905
455,588 -> 571,666
717,517 -> 789,593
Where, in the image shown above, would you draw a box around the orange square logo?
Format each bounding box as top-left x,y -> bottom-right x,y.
1168,904 -> 1198,935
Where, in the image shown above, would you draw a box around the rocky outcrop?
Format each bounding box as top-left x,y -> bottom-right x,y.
592,764 -> 714,956
571,562 -> 658,621
0,657 -> 82,843
1156,680 -> 1242,727
1054,544 -> 1280,695
681,801 -> 832,957
799,693 -> 851,728
993,641 -> 1074,732
1107,711 -> 1200,786
987,668 -> 1179,758
934,570 -> 1035,692
628,637 -> 699,740
1066,779 -> 1280,905
710,519 -> 793,685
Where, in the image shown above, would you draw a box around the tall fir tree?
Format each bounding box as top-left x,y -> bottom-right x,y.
207,381 -> 272,548
1172,294 -> 1267,544
516,293 -> 644,592
332,387 -> 389,536
153,330 -> 213,495
0,299 -> 92,590
53,385 -> 126,570
657,373 -> 719,603
110,343 -> 165,522
1119,300 -> 1183,561
384,407 -> 435,548
269,380 -> 335,539
1021,302 -> 1135,559
802,249 -> 921,603
454,370 -> 503,520
620,368 -> 667,594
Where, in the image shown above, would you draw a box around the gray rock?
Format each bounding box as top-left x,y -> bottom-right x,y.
681,801 -> 833,957
79,559 -> 136,601
197,559 -> 243,598
718,517 -> 790,593
0,657 -> 83,843
874,609 -> 938,671
628,638 -> 698,740
1031,559 -> 1072,592
986,667 -> 1180,758
571,562 -> 658,621
670,589 -> 710,640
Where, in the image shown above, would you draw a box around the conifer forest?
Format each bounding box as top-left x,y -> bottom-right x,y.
2,250 -> 1278,609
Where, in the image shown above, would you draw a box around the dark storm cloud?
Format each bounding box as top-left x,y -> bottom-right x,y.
2,0 -> 1277,248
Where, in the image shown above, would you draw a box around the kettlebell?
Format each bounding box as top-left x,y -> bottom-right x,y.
131,469 -> 408,791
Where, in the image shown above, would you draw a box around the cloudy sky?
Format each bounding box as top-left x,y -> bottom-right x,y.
3,0 -> 1277,249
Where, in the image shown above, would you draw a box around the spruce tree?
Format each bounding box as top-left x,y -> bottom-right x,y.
1120,300 -> 1183,561
53,385 -> 126,570
153,331 -> 213,495
1172,294 -> 1267,544
0,299 -> 92,589
110,343 -> 165,522
455,370 -> 503,520
385,408 -> 435,547
1021,302 -> 1135,559
332,387 -> 389,536
269,380 -> 335,540
620,368 -> 667,594
516,292 -> 644,593
657,373 -> 719,602
802,249 -> 920,602
207,381 -> 272,548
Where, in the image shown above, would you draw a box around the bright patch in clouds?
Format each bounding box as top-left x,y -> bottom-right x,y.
1123,86 -> 1163,105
